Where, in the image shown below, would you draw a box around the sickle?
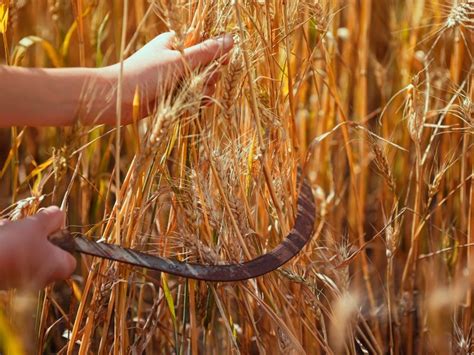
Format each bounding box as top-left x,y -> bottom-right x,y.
49,177 -> 315,282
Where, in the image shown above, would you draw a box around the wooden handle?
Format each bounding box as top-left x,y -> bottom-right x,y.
48,230 -> 76,253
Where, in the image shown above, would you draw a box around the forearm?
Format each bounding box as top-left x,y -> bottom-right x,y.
0,65 -> 127,126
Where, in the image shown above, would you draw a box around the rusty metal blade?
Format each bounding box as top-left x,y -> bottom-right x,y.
50,178 -> 315,282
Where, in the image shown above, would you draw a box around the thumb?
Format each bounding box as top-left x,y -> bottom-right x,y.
152,31 -> 177,49
183,34 -> 234,70
33,206 -> 65,237
33,206 -> 76,282
133,31 -> 176,55
45,244 -> 77,283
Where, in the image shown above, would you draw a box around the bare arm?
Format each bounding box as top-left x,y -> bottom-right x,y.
0,32 -> 233,127
0,66 -> 111,126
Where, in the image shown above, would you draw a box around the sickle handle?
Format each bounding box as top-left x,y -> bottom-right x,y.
49,230 -> 76,253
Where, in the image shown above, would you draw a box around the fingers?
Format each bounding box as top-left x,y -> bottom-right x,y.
203,82 -> 217,99
205,70 -> 221,87
121,32 -> 234,115
183,34 -> 234,70
152,31 -> 177,49
31,206 -> 76,283
5,206 -> 76,288
0,205 -> 65,237
32,206 -> 65,236
44,245 -> 77,284
27,241 -> 77,289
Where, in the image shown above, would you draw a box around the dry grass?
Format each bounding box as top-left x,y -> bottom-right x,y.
0,0 -> 473,353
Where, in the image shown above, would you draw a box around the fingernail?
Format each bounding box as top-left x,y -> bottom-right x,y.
215,34 -> 234,51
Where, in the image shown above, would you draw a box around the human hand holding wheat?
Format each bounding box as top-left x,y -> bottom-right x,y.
0,33 -> 233,127
104,32 -> 234,115
0,206 -> 76,290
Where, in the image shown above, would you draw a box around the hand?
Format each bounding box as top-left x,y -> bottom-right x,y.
102,32 -> 234,123
0,32 -> 234,127
0,206 -> 76,290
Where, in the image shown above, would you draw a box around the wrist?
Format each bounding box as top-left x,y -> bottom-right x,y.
77,66 -> 117,125
31,66 -> 112,126
93,64 -> 138,125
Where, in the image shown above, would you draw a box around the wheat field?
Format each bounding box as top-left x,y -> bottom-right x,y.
0,0 -> 473,354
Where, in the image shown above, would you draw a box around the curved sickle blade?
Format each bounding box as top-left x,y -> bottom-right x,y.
50,178 -> 315,282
